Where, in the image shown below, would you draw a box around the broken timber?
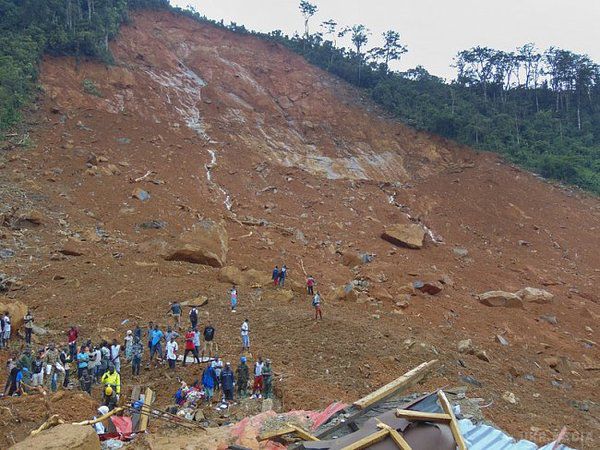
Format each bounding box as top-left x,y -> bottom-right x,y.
259,423 -> 319,442
395,409 -> 451,422
437,390 -> 467,450
353,359 -> 439,409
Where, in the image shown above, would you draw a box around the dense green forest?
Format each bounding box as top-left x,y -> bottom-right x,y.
1,0 -> 599,193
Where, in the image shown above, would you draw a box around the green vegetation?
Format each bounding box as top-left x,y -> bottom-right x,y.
82,78 -> 102,97
1,0 -> 599,193
0,0 -> 168,134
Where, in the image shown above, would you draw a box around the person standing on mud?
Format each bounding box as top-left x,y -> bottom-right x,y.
189,306 -> 199,330
146,321 -> 154,353
202,322 -> 215,359
272,266 -> 279,287
23,310 -> 34,345
183,327 -> 200,366
1,312 -> 11,348
67,325 -> 78,361
110,339 -> 121,373
202,362 -> 218,404
149,324 -> 164,367
236,356 -> 249,398
279,265 -> 287,287
252,357 -> 264,399
306,275 -> 315,295
221,362 -> 235,403
166,336 -> 178,370
31,351 -> 44,387
193,326 -> 201,360
241,319 -> 250,352
262,359 -> 273,399
312,291 -> 323,320
168,301 -> 182,329
124,330 -> 134,362
131,336 -> 143,376
230,286 -> 238,313
44,343 -> 61,391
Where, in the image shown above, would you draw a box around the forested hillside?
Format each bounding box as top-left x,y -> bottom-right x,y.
1,0 -> 599,193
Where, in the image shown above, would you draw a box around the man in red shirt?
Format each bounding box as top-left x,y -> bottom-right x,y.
67,326 -> 78,361
182,328 -> 200,366
306,275 -> 315,295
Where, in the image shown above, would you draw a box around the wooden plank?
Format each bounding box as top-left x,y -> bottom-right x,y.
376,419 -> 412,450
130,385 -> 142,432
258,425 -> 295,441
139,387 -> 154,432
341,429 -> 390,450
437,390 -> 467,450
73,407 -> 125,426
353,360 -> 439,409
395,409 -> 452,422
288,423 -> 320,441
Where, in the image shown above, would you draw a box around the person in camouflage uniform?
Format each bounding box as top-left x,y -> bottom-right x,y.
236,356 -> 249,398
262,359 -> 273,399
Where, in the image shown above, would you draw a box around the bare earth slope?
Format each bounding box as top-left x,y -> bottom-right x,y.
1,10 -> 599,447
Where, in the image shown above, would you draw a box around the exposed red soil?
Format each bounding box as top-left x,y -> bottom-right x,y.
0,9 -> 599,448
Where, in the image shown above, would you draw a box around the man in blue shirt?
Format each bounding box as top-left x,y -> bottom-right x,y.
149,325 -> 164,368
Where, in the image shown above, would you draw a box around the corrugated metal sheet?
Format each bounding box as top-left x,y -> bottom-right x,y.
459,419 -> 574,450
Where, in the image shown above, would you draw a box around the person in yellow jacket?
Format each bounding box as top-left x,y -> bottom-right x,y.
101,364 -> 121,394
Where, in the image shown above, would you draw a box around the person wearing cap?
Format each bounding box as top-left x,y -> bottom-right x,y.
221,362 -> 235,403
101,364 -> 121,396
236,356 -> 249,398
201,362 -> 218,403
124,330 -> 134,362
240,319 -> 250,352
93,406 -> 109,434
262,359 -> 273,399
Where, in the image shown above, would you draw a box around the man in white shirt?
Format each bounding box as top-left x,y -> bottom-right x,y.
110,339 -> 121,373
241,319 -> 250,352
166,336 -> 178,370
2,313 -> 11,348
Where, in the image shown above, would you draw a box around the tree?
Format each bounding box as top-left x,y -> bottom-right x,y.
343,24 -> 369,85
370,30 -> 407,73
299,0 -> 317,50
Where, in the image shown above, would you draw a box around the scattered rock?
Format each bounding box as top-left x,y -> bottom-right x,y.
457,339 -> 474,354
508,366 -> 523,378
218,266 -> 270,287
539,315 -> 558,325
116,137 -> 131,144
460,375 -> 482,387
8,423 -> 100,450
0,300 -> 27,331
395,300 -> 410,309
523,374 -> 535,382
381,224 -> 425,249
453,247 -> 469,258
293,229 -> 308,245
370,285 -> 393,302
11,210 -> 45,229
502,391 -> 518,404
544,357 -> 559,368
139,220 -> 166,230
0,249 -> 15,259
132,188 -> 150,202
477,291 -> 523,308
341,252 -> 363,268
58,241 -> 86,257
516,287 -> 554,304
263,289 -> 294,302
413,280 -> 443,295
475,349 -> 491,362
165,220 -> 228,268
334,283 -> 358,302
495,335 -> 509,346
261,398 -> 274,412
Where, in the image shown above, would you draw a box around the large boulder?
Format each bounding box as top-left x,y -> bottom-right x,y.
478,291 -> 523,308
165,220 -> 228,267
0,300 -> 28,331
341,252 -> 363,268
334,283 -> 358,302
9,423 -> 100,450
218,266 -> 271,287
381,224 -> 425,249
516,287 -> 554,304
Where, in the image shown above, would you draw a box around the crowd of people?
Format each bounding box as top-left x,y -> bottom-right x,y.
1,265 -> 323,412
